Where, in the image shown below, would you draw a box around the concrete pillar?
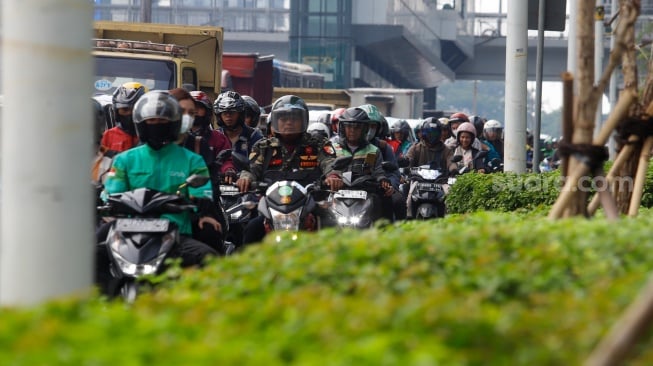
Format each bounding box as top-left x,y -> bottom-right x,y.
1,0 -> 94,305
504,0 -> 528,173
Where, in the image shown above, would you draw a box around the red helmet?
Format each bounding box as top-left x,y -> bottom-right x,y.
449,112 -> 469,124
190,90 -> 212,111
331,107 -> 346,133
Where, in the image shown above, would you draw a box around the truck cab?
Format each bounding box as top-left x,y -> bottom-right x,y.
92,21 -> 223,99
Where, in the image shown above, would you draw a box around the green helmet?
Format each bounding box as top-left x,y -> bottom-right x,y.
357,104 -> 383,142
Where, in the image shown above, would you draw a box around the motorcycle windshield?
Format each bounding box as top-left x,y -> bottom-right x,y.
269,207 -> 302,231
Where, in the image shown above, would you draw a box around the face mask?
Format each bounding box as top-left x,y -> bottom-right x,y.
180,114 -> 194,134
117,114 -> 135,135
145,123 -> 175,150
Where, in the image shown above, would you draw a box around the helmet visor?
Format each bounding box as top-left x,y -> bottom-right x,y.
270,109 -> 307,135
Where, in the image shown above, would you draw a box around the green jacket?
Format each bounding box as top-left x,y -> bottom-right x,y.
104,143 -> 213,235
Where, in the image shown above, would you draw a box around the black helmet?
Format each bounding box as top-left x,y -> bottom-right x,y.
379,115 -> 390,139
241,95 -> 261,124
469,115 -> 485,138
112,82 -> 148,109
420,117 -> 443,145
132,90 -> 182,150
213,91 -> 246,128
390,119 -> 411,141
338,107 -> 371,146
269,95 -> 309,140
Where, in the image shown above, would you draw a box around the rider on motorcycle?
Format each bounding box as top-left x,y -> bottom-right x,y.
329,107 -> 394,222
236,95 -> 342,244
404,118 -> 454,218
96,90 -> 220,293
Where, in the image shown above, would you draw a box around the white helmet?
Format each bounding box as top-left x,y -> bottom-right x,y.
484,119 -> 503,130
307,121 -> 331,138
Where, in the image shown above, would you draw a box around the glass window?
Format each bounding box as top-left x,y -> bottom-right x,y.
182,67 -> 198,89
94,56 -> 176,95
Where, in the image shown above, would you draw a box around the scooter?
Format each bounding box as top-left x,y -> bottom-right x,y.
321,156 -> 382,229
256,179 -> 321,242
219,183 -> 259,247
97,175 -> 209,302
407,165 -> 447,219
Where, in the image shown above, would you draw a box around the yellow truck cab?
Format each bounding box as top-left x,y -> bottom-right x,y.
92,21 -> 223,99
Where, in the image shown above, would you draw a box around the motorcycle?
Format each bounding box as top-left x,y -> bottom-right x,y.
256,179 -> 321,242
219,183 -> 259,247
407,165 -> 448,219
97,175 -> 209,302
321,156 -> 382,229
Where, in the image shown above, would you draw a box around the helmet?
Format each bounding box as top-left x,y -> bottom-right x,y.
316,111 -> 332,125
132,90 -> 182,149
92,98 -> 105,144
112,82 -> 148,109
338,107 -> 371,146
438,117 -> 449,125
390,119 -> 411,142
213,91 -> 246,128
448,112 -> 469,124
331,107 -> 347,134
358,104 -> 383,142
469,115 -> 485,137
456,121 -> 477,143
190,90 -> 212,111
379,115 -> 390,139
420,117 -> 443,145
241,95 -> 261,124
307,122 -> 331,140
269,95 -> 309,140
483,119 -> 503,139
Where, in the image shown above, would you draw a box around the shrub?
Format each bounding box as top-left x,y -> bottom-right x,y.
1,211 -> 653,365
446,171 -> 560,213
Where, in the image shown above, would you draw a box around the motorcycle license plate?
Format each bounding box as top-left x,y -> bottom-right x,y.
418,183 -> 442,192
115,218 -> 169,233
220,185 -> 240,196
334,190 -> 367,200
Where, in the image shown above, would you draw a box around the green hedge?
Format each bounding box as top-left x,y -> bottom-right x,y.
446,160 -> 653,214
446,171 -> 561,213
2,211 -> 653,365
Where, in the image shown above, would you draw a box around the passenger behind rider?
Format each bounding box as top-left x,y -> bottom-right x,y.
99,82 -> 147,153
438,117 -> 451,143
169,88 -> 228,253
329,107 -> 347,140
188,90 -> 236,184
241,95 -> 264,132
357,104 -> 407,221
483,119 -> 504,160
214,91 -> 264,162
388,119 -> 414,159
236,95 -> 342,245
404,118 -> 454,218
329,107 -> 394,222
444,112 -> 470,150
95,91 -> 220,293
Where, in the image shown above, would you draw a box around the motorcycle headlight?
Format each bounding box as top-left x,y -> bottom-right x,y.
108,231 -> 175,276
269,207 -> 302,231
112,252 -> 167,276
230,210 -> 243,220
335,214 -> 362,226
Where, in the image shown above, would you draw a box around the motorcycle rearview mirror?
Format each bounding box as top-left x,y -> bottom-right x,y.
381,161 -> 398,172
452,155 -> 463,163
186,174 -> 210,188
231,152 -> 250,171
216,149 -> 232,162
397,157 -> 410,168
331,156 -> 353,171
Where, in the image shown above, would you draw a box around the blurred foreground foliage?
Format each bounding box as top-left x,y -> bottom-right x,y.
2,210 -> 653,365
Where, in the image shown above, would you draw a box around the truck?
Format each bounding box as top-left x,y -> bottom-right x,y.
222,53 -> 274,110
347,88 -> 423,119
92,21 -> 223,100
